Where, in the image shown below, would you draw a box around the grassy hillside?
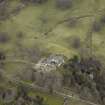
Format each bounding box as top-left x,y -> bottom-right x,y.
0,0 -> 105,105
1,0 -> 105,58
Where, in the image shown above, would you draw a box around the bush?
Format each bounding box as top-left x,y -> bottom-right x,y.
93,21 -> 102,32
0,0 -> 4,3
71,36 -> 81,49
56,0 -> 72,10
67,18 -> 78,27
100,15 -> 105,24
0,1 -> 9,20
34,0 -> 47,4
21,0 -> 47,4
93,16 -> 105,32
16,32 -> 24,39
67,36 -> 81,49
0,52 -> 6,60
0,32 -> 10,43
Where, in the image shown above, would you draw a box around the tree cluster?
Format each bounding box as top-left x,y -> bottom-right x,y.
63,55 -> 105,104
